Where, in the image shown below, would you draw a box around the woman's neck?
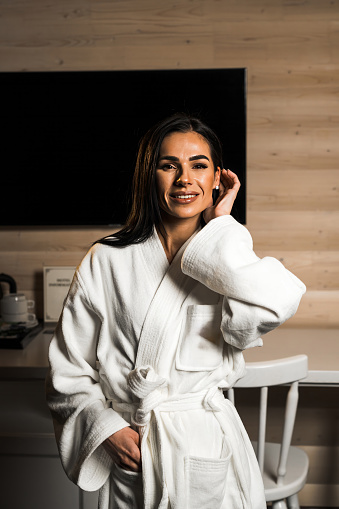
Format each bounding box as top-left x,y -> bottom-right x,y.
157,214 -> 201,264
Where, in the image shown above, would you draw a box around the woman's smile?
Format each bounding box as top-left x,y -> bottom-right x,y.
169,191 -> 200,204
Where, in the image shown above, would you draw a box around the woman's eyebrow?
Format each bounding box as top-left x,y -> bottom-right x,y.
158,154 -> 210,162
189,154 -> 210,162
158,155 -> 179,162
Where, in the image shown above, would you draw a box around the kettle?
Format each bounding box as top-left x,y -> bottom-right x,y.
0,273 -> 17,300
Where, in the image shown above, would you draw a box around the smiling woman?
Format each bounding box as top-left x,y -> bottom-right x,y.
154,129 -> 243,262
46,113 -> 306,509
94,113 -> 239,252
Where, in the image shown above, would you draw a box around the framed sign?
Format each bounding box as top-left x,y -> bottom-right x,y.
43,267 -> 76,322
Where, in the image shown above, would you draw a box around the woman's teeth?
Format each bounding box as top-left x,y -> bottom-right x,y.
175,195 -> 196,199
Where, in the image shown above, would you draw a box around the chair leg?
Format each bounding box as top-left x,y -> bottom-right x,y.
272,501 -> 288,509
286,493 -> 300,509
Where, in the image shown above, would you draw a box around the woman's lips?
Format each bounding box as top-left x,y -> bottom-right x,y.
169,193 -> 199,204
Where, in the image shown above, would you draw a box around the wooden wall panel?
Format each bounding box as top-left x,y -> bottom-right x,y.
0,1 -> 338,505
0,0 -> 338,328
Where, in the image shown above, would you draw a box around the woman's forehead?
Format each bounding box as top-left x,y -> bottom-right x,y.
160,131 -> 211,158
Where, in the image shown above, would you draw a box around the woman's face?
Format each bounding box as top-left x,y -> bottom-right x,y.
155,131 -> 220,223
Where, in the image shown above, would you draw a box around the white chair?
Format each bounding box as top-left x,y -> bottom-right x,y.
228,355 -> 309,509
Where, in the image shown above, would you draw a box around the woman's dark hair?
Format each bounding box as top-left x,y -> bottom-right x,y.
96,112 -> 223,247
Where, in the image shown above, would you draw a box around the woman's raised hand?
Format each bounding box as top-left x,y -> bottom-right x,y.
102,427 -> 141,472
203,168 -> 241,224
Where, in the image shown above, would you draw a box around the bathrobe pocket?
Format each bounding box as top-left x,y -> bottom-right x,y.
114,464 -> 141,484
111,464 -> 143,508
184,437 -> 232,509
176,304 -> 224,371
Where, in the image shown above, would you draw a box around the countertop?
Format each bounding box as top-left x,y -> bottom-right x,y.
0,326 -> 55,380
0,326 -> 338,385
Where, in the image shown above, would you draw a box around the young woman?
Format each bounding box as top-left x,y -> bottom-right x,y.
46,113 -> 306,509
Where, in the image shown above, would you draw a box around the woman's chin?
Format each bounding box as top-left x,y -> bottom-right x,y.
160,207 -> 204,223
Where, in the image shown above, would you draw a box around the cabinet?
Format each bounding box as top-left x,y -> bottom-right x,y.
0,380 -> 98,509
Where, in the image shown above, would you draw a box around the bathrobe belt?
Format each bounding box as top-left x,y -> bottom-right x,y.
110,365 -> 225,427
111,383 -> 225,425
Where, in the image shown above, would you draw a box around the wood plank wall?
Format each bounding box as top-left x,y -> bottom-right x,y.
1,3 -> 339,506
0,0 -> 338,327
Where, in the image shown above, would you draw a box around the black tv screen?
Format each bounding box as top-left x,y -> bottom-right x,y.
1,68 -> 246,226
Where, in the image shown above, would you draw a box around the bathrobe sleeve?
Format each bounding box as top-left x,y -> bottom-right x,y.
46,270 -> 130,491
181,215 -> 306,350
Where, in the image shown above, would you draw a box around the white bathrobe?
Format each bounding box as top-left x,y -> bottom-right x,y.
46,215 -> 306,509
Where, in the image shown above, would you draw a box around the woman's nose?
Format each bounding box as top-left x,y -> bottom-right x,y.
175,166 -> 192,186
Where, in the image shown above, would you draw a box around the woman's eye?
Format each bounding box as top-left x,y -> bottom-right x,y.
193,163 -> 208,169
160,164 -> 176,171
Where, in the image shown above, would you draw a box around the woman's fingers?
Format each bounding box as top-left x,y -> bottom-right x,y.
103,427 -> 142,472
204,169 -> 240,222
220,169 -> 240,193
216,169 -> 240,204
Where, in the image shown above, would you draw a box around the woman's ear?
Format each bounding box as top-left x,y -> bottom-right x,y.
214,167 -> 221,188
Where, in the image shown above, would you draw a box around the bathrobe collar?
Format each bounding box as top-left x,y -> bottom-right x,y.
136,226 -> 200,368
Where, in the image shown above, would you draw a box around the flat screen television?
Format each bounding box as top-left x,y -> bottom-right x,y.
1,68 -> 246,226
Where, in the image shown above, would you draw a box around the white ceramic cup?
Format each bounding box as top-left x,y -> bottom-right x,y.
0,293 -> 36,323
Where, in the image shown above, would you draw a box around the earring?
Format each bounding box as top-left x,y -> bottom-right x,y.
212,186 -> 219,204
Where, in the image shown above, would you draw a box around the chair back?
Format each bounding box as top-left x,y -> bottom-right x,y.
228,355 -> 308,484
